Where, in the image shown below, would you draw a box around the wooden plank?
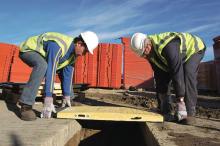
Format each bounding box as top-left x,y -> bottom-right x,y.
38,83 -> 61,90
57,106 -> 163,122
2,82 -> 88,98
37,89 -> 62,94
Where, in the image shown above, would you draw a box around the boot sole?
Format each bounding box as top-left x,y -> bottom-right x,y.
21,116 -> 37,121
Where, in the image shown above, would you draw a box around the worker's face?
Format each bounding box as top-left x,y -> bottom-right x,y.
142,40 -> 152,58
75,41 -> 87,56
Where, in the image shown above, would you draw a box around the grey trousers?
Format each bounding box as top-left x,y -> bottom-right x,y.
19,51 -> 75,105
19,52 -> 47,105
153,50 -> 205,116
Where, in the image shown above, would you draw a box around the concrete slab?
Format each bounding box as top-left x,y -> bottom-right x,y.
142,119 -> 220,146
1,88 -> 219,146
0,100 -> 81,146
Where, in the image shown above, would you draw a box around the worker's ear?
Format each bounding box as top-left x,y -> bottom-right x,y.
142,42 -> 152,57
146,43 -> 152,51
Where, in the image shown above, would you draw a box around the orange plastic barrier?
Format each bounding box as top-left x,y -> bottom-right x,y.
0,43 -> 18,82
121,38 -> 154,89
9,47 -> 32,83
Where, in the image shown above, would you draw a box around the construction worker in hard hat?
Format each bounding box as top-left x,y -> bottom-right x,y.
18,31 -> 99,121
130,32 -> 206,124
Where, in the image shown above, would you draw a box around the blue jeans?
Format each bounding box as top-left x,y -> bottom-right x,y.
19,52 -> 47,105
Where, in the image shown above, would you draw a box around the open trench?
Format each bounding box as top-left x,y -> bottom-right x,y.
64,90 -> 220,146
66,120 -> 154,146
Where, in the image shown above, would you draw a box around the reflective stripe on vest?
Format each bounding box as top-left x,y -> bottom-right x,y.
178,33 -> 202,61
148,56 -> 168,72
20,32 -> 73,57
35,34 -> 68,55
148,32 -> 205,72
153,32 -> 176,66
57,54 -> 76,70
20,32 -> 76,70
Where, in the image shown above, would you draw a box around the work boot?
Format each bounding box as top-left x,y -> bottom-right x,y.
20,103 -> 37,121
185,116 -> 196,125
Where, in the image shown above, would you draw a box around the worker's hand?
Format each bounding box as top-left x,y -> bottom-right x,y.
41,97 -> 56,118
176,97 -> 187,121
61,96 -> 71,108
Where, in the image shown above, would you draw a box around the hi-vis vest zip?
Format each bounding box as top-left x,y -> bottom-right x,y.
148,32 -> 205,72
20,32 -> 76,70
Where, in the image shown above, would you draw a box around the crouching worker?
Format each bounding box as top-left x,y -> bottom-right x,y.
18,31 -> 99,121
130,32 -> 205,124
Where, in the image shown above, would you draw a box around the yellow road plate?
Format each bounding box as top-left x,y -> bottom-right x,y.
57,106 -> 163,122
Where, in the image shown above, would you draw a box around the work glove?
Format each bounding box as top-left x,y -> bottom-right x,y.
61,96 -> 71,108
176,97 -> 187,121
41,97 -> 56,118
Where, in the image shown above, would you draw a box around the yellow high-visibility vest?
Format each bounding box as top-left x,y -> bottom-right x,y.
148,32 -> 205,72
20,32 -> 76,70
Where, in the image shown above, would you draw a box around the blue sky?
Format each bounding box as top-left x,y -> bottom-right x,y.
0,0 -> 219,61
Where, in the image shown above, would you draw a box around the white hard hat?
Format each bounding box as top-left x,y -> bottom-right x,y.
80,31 -> 99,55
130,33 -> 147,56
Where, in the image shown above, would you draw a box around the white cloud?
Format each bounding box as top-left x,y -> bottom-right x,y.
62,0 -> 166,43
193,16 -> 220,23
185,23 -> 220,33
66,29 -> 85,37
70,11 -> 138,29
66,0 -> 156,30
98,23 -> 161,40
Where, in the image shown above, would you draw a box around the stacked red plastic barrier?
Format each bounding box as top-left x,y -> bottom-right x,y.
0,40 -> 153,88
214,60 -> 220,94
1,36 -> 220,92
97,44 -> 110,87
9,47 -> 32,82
0,43 -> 17,82
0,43 -> 123,89
97,43 -> 122,88
197,61 -> 217,91
74,47 -> 98,87
213,36 -> 220,60
213,36 -> 220,94
121,37 -> 154,89
197,60 -> 220,94
74,43 -> 123,88
111,44 -> 123,88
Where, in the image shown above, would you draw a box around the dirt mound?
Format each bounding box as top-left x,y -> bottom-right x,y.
83,89 -> 220,120
168,132 -> 220,146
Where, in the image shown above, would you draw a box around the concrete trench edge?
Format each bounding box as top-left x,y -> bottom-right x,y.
139,122 -> 160,146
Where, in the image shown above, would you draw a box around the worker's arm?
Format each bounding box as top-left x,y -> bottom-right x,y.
162,38 -> 185,97
44,41 -> 62,97
56,65 -> 74,108
59,64 -> 74,96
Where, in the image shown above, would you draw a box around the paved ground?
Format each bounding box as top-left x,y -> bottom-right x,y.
0,88 -> 220,146
145,119 -> 220,146
0,100 -> 81,146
